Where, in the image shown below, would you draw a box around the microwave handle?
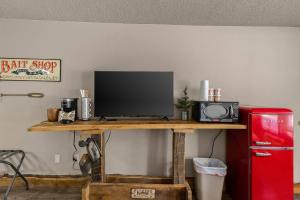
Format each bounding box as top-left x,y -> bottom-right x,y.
229,105 -> 234,118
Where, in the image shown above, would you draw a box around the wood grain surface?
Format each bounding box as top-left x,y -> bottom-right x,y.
28,120 -> 246,132
295,184 -> 300,195
84,182 -> 191,200
173,132 -> 186,184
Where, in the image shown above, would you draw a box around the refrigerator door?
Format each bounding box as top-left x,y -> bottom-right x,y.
251,148 -> 293,200
251,113 -> 293,147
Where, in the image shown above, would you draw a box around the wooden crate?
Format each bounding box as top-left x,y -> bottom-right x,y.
82,175 -> 192,200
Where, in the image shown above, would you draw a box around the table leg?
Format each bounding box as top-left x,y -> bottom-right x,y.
91,133 -> 106,182
172,131 -> 186,184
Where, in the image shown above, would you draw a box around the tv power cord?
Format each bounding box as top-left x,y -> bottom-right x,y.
208,129 -> 224,158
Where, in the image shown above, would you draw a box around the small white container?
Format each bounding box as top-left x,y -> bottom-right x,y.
200,80 -> 209,101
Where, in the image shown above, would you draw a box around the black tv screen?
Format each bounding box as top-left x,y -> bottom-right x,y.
94,71 -> 174,117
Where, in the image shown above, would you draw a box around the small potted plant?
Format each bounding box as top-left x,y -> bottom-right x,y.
176,87 -> 194,120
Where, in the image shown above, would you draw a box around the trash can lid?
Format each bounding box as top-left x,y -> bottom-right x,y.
193,158 -> 227,176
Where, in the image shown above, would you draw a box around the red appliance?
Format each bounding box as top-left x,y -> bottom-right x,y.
226,106 -> 294,200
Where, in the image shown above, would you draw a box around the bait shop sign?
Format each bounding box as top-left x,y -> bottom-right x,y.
0,58 -> 61,82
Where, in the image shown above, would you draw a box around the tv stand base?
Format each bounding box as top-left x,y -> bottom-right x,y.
99,117 -> 117,121
161,116 -> 170,121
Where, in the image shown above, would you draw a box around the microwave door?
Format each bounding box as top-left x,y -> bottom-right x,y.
193,101 -> 239,122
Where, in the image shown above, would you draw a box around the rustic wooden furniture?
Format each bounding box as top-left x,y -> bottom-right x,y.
28,120 -> 246,200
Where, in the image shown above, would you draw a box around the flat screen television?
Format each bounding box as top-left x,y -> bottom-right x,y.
94,71 -> 174,118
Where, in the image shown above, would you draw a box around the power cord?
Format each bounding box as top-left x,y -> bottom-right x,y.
105,130 -> 112,147
208,129 -> 223,158
72,131 -> 80,170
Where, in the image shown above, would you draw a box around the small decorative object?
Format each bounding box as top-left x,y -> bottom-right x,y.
0,92 -> 44,98
214,88 -> 221,102
176,87 -> 194,121
47,108 -> 61,122
200,80 -> 209,101
0,92 -> 44,102
0,58 -> 61,81
208,88 -> 214,101
80,89 -> 89,98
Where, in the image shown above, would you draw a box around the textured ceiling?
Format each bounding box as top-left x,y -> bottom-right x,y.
1,0 -> 300,26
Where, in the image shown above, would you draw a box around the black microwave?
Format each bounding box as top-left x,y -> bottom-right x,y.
192,101 -> 239,123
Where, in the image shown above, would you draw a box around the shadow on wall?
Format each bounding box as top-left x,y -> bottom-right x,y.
0,152 -> 55,175
185,158 -> 196,178
146,130 -> 171,176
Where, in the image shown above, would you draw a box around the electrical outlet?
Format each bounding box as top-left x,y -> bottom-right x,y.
54,154 -> 61,164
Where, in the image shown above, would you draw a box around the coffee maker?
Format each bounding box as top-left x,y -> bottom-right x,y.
59,98 -> 78,124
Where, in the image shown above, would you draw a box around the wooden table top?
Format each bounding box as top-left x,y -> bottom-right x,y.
28,119 -> 247,132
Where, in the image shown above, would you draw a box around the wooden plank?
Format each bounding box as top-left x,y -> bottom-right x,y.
107,175 -> 172,184
173,129 -> 194,134
87,183 -> 188,200
82,182 -> 90,200
0,174 -> 182,188
0,175 -> 175,188
185,181 -> 193,200
2,175 -> 299,198
91,134 -> 106,182
81,130 -> 104,135
186,177 -> 195,193
28,120 -> 246,132
81,175 -> 192,200
295,183 -> 300,194
0,175 -> 89,188
100,133 -> 106,182
173,131 -> 186,184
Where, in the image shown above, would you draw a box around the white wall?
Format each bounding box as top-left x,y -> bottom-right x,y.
0,19 -> 299,182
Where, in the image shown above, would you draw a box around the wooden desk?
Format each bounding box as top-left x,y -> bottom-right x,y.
28,120 -> 246,200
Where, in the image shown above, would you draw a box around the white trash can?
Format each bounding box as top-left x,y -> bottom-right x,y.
193,158 -> 227,200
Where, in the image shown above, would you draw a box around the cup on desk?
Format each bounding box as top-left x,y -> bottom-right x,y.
47,108 -> 61,122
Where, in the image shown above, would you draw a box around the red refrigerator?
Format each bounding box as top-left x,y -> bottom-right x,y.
226,106 -> 294,200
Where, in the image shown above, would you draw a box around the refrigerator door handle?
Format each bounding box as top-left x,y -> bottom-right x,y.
255,152 -> 272,157
255,141 -> 272,145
